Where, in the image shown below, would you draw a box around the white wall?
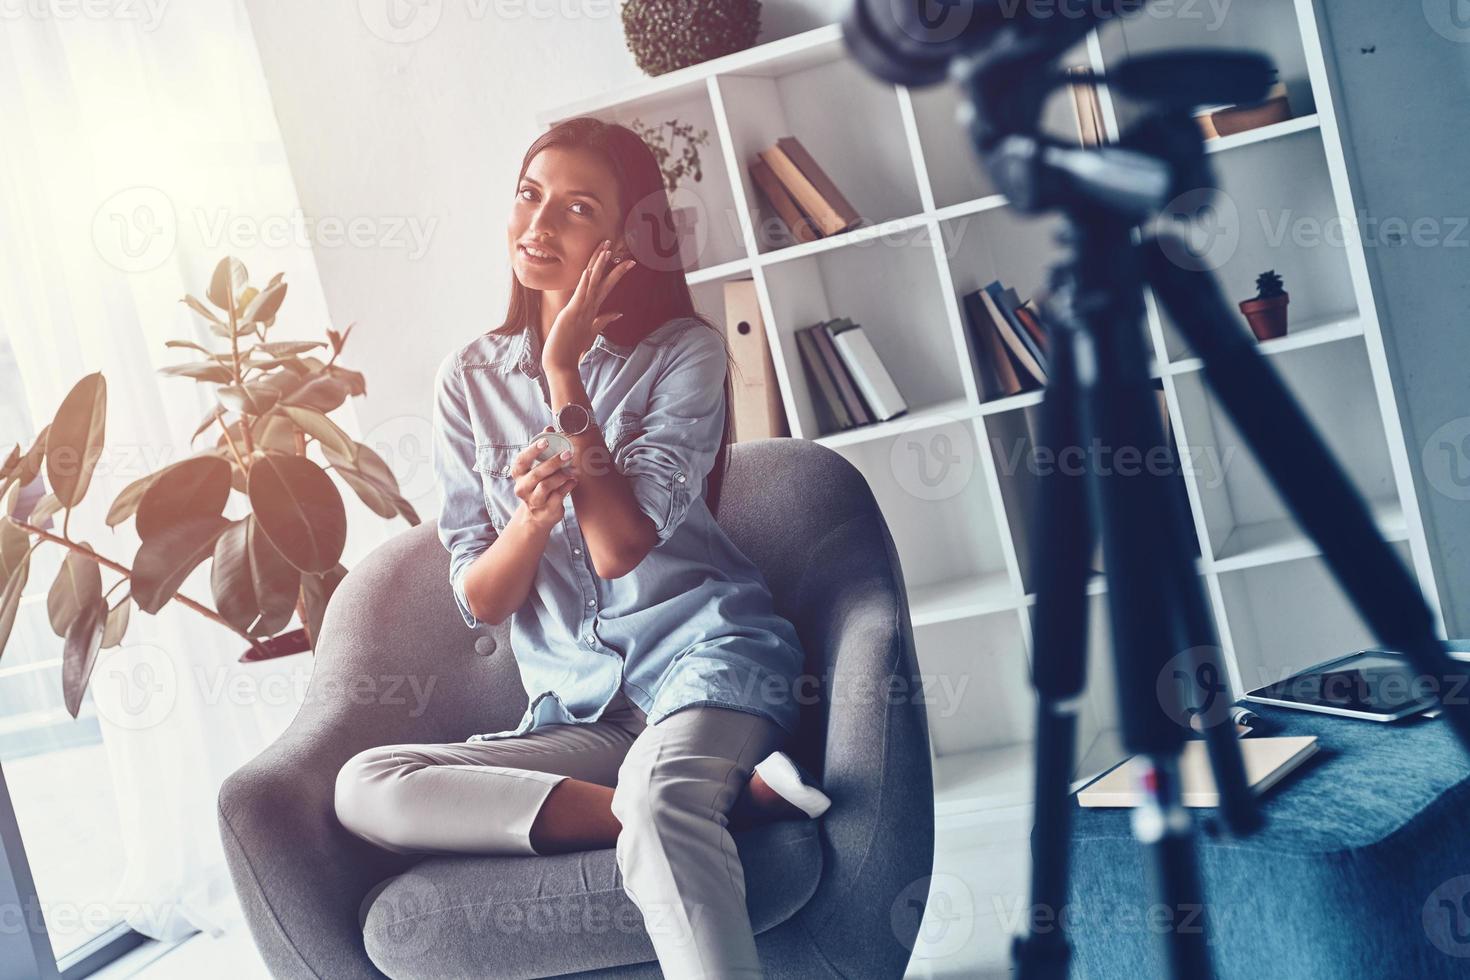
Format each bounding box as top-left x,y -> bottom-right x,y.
239,0 -> 845,519
1316,1 -> 1470,634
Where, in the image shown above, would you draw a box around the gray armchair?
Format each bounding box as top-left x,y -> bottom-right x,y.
218,437 -> 935,978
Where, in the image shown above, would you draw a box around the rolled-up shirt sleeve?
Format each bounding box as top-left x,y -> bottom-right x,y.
614,322 -> 727,547
431,350 -> 496,629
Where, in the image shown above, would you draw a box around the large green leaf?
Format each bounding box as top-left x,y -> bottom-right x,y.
250,413 -> 300,454
181,294 -> 222,325
301,563 -> 346,649
246,455 -> 346,574
217,384 -> 280,416
211,519 -> 259,635
0,444 -> 19,482
46,374 -> 106,508
281,375 -> 349,414
47,544 -> 102,639
248,515 -> 300,636
325,442 -> 420,526
14,425 -> 49,488
254,341 -> 324,357
131,515 -> 231,615
0,549 -> 30,664
0,515 -> 29,580
62,595 -> 108,718
101,594 -> 131,649
207,257 -> 248,311
281,406 -> 356,462
158,362 -> 233,384
135,455 -> 232,540
240,282 -> 287,325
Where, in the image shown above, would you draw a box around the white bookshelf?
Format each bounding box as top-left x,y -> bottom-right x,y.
537,9 -> 1447,824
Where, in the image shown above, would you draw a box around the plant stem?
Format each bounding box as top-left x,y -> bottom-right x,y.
9,518 -> 267,657
215,414 -> 248,474
226,291 -> 256,458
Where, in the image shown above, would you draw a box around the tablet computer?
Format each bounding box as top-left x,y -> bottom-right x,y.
1243,650 -> 1442,721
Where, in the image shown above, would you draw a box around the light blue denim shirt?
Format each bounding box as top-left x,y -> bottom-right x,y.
431,314 -> 806,742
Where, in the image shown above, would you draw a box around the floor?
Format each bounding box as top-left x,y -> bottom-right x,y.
86,811 -> 1029,979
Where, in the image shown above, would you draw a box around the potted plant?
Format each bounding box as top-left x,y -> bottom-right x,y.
0,256 -> 418,718
620,0 -> 761,77
629,116 -> 711,270
1239,269 -> 1289,340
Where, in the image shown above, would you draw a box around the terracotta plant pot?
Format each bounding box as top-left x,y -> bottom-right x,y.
1239,293 -> 1289,341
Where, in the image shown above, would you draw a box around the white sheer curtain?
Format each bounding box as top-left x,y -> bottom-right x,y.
0,2 -> 387,944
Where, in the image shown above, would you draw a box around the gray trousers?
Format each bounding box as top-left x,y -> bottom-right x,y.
334,685 -> 786,979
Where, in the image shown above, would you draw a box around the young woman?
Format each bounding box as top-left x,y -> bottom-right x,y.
334,117 -> 830,977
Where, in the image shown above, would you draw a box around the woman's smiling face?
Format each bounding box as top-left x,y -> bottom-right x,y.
507,145 -> 624,291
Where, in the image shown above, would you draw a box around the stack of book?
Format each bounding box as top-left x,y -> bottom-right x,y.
748,136 -> 863,248
794,319 -> 908,435
1067,66 -> 1106,147
960,280 -> 1049,401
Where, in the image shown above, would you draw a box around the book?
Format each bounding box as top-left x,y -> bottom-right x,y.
812,318 -> 873,425
981,283 -> 1047,385
1077,735 -> 1319,808
1196,81 -> 1291,140
748,157 -> 821,246
794,324 -> 852,432
759,137 -> 862,237
829,321 -> 908,422
1000,286 -> 1048,373
961,289 -> 1025,399
1066,65 -> 1106,147
722,279 -> 790,440
1015,302 -> 1050,357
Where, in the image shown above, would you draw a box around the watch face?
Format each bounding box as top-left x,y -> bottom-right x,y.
556,402 -> 592,435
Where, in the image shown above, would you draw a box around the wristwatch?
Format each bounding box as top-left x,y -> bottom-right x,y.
552,401 -> 595,437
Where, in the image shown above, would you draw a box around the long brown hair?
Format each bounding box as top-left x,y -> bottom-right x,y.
491,116 -> 736,518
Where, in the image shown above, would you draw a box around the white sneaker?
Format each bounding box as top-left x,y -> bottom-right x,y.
753,750 -> 832,819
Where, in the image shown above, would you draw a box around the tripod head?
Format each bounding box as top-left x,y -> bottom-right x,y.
845,0 -> 1275,223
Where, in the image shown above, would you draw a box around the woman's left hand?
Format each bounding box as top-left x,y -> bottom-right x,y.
542,239 -> 637,374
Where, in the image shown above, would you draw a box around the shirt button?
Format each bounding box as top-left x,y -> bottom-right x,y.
500,466 -> 511,476
585,634 -> 595,645
586,598 -> 595,607
675,473 -> 686,483
573,546 -> 582,555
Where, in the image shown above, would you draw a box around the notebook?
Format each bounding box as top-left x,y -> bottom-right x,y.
1076,735 -> 1319,808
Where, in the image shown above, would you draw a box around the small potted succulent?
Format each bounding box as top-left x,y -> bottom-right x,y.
620,0 -> 761,77
1239,269 -> 1289,340
629,116 -> 711,270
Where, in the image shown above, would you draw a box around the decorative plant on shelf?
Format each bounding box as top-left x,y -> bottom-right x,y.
0,256 -> 418,718
1239,269 -> 1290,341
621,0 -> 761,77
629,117 -> 710,195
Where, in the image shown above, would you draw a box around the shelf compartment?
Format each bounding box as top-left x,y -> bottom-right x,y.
1098,0 -> 1318,136
1167,310 -> 1364,373
716,53 -> 924,255
1150,126 -> 1357,361
1171,337 -> 1401,568
841,422 -> 1015,616
760,225 -> 965,439
909,569 -> 1018,628
1218,543 -> 1414,696
917,610 -> 1032,758
906,38 -> 1094,211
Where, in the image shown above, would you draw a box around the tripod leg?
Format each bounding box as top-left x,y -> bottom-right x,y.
1012,299 -> 1093,980
1143,237 -> 1470,748
1069,218 -> 1216,979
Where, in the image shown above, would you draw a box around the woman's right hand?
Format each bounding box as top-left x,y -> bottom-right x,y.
512,428 -> 578,531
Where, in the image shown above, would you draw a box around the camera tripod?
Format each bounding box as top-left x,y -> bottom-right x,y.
842,3 -> 1470,978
